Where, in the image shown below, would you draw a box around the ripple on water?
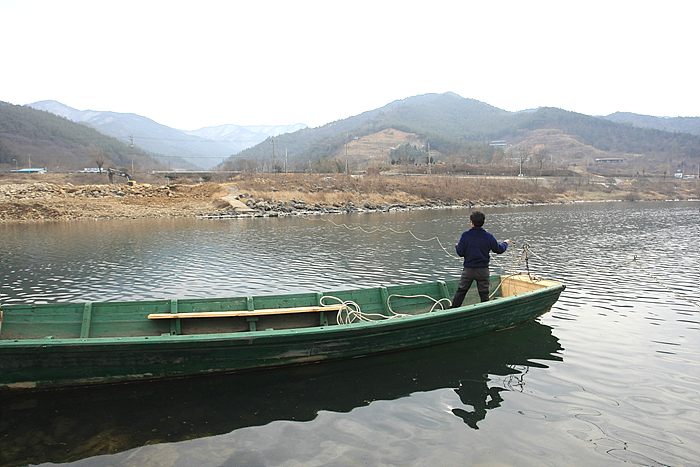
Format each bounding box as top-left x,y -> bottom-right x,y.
1,202 -> 699,467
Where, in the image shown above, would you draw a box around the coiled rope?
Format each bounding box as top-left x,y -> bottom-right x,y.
387,294 -> 452,313
321,294 -> 452,324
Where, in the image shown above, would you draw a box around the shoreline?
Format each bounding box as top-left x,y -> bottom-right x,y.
197,197 -> 699,220
1,173 -> 698,223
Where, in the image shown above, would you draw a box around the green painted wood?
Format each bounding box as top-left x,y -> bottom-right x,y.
315,292 -> 326,326
379,287 -> 391,315
0,277 -> 565,392
170,299 -> 180,335
437,281 -> 450,300
246,317 -> 258,332
80,303 -> 92,338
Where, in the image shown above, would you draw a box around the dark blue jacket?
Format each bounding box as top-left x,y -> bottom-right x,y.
456,227 -> 508,268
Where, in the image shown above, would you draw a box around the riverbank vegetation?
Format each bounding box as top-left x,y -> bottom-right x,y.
227,173 -> 699,207
0,172 -> 697,223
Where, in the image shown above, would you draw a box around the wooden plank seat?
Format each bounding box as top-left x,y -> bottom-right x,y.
147,304 -> 344,320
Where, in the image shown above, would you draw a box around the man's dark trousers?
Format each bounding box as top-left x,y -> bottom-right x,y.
451,267 -> 490,307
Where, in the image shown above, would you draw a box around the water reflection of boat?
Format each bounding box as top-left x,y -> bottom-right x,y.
0,320 -> 562,467
0,275 -> 564,392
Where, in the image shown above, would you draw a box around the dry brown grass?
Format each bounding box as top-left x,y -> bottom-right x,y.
226,173 -> 699,206
3,172 -> 696,223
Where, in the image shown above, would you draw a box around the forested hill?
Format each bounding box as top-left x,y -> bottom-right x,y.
4,93 -> 699,176
229,93 -> 514,166
227,93 -> 700,174
0,102 -> 163,172
512,107 -> 700,159
604,112 -> 700,135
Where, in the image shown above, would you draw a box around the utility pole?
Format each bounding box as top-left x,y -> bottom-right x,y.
130,135 -> 134,173
270,137 -> 276,173
427,142 -> 431,174
285,148 -> 288,174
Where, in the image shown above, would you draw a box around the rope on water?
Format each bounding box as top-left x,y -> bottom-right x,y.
521,246 -> 700,309
518,245 -> 637,275
632,258 -> 700,308
317,218 -> 699,310
318,218 -> 460,259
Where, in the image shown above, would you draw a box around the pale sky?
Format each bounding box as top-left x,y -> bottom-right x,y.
1,0 -> 698,130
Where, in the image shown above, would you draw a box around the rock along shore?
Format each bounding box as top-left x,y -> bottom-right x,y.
1,174 -> 697,223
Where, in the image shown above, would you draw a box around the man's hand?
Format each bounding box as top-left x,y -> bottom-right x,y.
504,239 -> 511,245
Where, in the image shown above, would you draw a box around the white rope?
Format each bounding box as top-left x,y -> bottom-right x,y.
521,245 -> 637,275
387,294 -> 452,313
319,218 -> 460,259
633,258 -> 700,308
321,293 -> 452,325
317,218 -> 699,310
321,295 -> 401,325
521,247 -> 700,309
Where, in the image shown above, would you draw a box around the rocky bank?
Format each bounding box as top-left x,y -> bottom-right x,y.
1,173 -> 697,223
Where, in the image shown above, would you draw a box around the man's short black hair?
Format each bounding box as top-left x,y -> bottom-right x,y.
470,211 -> 485,227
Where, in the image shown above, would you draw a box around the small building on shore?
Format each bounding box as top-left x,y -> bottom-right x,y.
595,158 -> 624,163
12,168 -> 47,174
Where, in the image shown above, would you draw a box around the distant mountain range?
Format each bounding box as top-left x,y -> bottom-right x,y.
26,101 -> 306,170
2,94 -> 698,176
0,101 -> 162,172
230,92 -> 700,174
604,112 -> 700,135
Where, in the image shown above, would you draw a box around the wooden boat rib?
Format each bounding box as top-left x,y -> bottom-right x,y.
0,274 -> 564,392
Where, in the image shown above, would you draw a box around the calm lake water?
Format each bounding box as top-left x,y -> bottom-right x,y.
1,201 -> 698,467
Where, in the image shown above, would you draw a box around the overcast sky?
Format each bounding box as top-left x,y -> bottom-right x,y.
1,0 -> 697,130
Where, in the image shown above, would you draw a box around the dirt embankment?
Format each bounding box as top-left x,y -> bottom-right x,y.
1,173 -> 698,223
0,182 -> 226,222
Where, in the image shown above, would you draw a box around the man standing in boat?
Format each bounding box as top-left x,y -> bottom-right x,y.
450,211 -> 510,307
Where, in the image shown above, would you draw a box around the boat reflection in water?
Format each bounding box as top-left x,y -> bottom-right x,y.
0,320 -> 562,467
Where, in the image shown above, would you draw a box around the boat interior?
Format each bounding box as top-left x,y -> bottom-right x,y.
0,274 -> 559,341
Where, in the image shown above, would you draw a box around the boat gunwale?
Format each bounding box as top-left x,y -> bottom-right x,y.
0,282 -> 565,349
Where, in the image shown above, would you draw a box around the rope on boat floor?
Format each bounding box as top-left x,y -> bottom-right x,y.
321,294 -> 451,324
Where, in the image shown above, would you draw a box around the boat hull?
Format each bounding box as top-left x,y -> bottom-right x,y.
0,276 -> 565,391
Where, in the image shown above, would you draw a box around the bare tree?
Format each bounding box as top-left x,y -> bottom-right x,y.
233,158 -> 260,174
534,146 -> 548,171
89,147 -> 107,172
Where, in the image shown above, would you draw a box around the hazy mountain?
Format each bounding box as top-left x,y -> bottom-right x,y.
232,93 -> 512,163
229,92 -> 700,174
0,101 -> 163,172
604,112 -> 700,136
27,101 -> 306,170
8,95 -> 699,177
185,123 -> 307,156
186,123 -> 307,141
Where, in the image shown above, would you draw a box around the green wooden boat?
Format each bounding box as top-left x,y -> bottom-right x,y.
0,274 -> 564,392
